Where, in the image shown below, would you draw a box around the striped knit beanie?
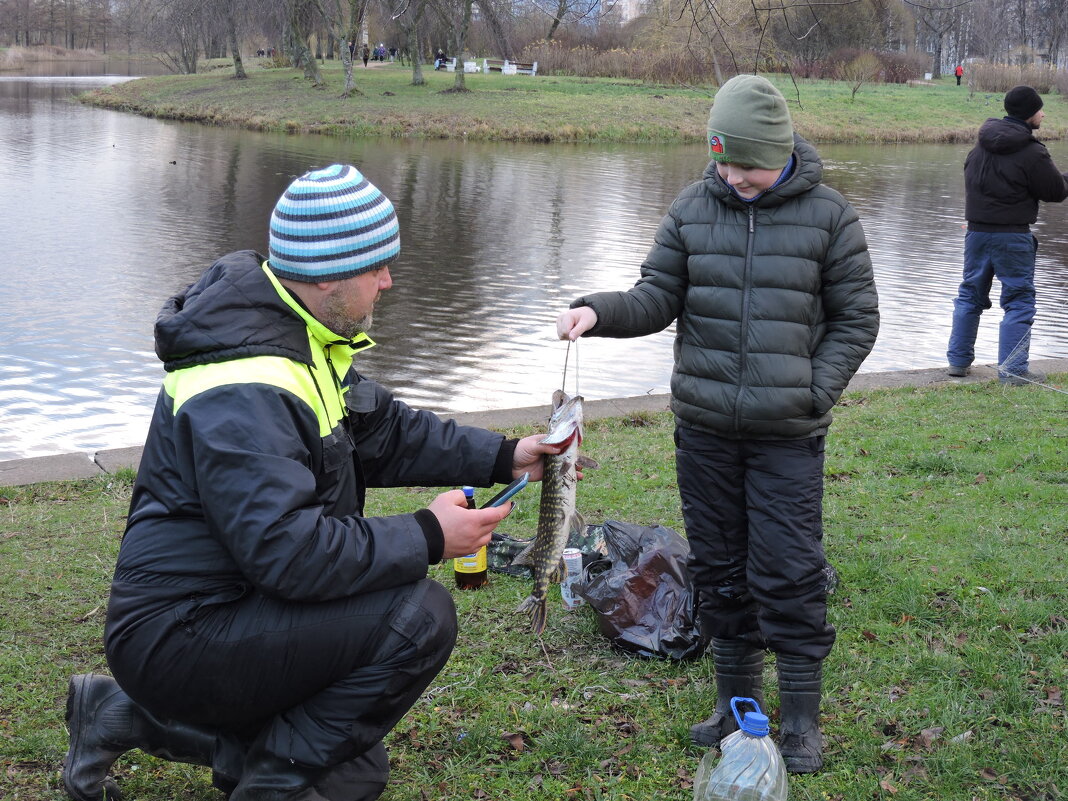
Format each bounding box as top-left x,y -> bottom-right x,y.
268,164 -> 400,282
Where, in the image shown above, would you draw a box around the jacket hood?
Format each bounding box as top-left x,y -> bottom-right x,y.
702,133 -> 822,207
977,116 -> 1036,155
155,250 -> 313,371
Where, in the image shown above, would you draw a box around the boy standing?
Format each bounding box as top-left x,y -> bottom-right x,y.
556,74 -> 879,773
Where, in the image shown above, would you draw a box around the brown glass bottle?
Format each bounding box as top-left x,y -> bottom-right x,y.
453,486 -> 489,589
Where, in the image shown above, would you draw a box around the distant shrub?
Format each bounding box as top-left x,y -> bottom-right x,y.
878,51 -> 927,84
520,40 -> 718,83
967,62 -> 1056,93
790,49 -> 924,84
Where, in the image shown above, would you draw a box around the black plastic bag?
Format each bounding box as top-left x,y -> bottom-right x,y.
578,520 -> 709,660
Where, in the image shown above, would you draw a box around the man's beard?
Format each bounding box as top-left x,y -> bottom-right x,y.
320,292 -> 373,340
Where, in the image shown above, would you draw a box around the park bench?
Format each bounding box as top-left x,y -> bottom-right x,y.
442,57 -> 458,72
481,58 -> 538,76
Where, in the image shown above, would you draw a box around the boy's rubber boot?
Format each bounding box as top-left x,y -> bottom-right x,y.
776,653 -> 825,773
688,638 -> 765,747
63,673 -> 239,801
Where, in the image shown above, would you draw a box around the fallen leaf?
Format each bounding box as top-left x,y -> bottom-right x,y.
880,778 -> 898,793
974,472 -> 987,484
919,727 -> 944,748
501,731 -> 526,751
980,767 -> 1006,784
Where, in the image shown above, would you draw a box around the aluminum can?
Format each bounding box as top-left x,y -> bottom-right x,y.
560,547 -> 585,609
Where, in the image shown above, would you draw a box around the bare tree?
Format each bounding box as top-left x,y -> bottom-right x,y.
390,0 -> 430,84
904,0 -> 973,77
217,0 -> 249,78
284,0 -> 325,85
312,0 -> 370,95
142,0 -> 209,74
427,0 -> 475,90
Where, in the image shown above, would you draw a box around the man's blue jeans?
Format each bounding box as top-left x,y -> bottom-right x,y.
947,230 -> 1037,375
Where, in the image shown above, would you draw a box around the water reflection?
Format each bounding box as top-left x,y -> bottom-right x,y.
1,71 -> 1066,460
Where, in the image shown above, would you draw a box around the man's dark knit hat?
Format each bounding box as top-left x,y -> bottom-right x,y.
1004,85 -> 1043,120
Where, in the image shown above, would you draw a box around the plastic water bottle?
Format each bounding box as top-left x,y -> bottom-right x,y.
693,697 -> 788,801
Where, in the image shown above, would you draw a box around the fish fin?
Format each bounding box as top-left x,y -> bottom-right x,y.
510,542 -> 535,568
569,511 -> 586,538
517,594 -> 548,635
551,560 -> 566,584
576,454 -> 600,470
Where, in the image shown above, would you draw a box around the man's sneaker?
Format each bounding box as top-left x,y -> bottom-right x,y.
999,369 -> 1046,386
947,365 -> 970,377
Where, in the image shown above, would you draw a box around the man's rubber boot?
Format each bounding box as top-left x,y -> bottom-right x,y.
313,742 -> 390,801
228,735 -> 330,801
63,673 -> 235,801
776,653 -> 825,774
689,638 -> 765,747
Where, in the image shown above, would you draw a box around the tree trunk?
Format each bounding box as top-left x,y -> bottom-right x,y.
287,2 -> 324,87
546,0 -> 567,41
451,0 -> 474,91
409,23 -> 425,85
227,0 -> 247,80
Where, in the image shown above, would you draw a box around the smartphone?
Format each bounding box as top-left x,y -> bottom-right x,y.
480,472 -> 529,508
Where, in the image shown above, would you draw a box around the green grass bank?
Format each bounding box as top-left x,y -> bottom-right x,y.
2,378 -> 1066,800
77,61 -> 1068,145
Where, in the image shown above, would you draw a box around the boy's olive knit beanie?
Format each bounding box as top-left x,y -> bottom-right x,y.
706,75 -> 794,170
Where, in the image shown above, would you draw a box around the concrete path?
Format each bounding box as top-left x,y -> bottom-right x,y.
2,358 -> 1064,488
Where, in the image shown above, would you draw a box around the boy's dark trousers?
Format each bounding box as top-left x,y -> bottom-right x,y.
674,427 -> 834,659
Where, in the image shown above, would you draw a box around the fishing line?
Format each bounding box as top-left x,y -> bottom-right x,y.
997,330 -> 1066,392
560,339 -> 580,396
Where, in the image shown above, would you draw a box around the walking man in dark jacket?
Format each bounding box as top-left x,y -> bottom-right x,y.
556,75 -> 879,773
947,85 -> 1068,385
62,164 -> 564,801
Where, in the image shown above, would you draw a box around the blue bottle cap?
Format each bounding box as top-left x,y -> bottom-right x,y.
730,696 -> 770,736
462,486 -> 475,498
739,710 -> 770,736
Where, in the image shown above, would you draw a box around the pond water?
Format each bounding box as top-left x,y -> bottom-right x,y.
2,66 -> 1067,460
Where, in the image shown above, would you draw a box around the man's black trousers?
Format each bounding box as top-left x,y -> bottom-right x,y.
675,427 -> 835,659
106,577 -> 456,776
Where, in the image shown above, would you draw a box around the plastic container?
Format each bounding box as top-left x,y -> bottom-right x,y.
560,547 -> 585,609
693,697 -> 787,801
453,486 -> 488,589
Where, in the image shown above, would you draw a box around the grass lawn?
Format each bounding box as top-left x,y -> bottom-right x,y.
2,377 -> 1066,800
78,60 -> 1068,145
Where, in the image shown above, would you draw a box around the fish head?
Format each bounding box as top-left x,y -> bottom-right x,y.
541,391 -> 584,447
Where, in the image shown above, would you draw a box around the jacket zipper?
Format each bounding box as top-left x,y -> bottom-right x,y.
734,205 -> 755,429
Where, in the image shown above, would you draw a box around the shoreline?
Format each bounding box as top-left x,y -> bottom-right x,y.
3,358 -> 1064,487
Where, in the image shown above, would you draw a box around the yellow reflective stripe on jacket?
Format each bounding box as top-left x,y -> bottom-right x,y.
163,350 -> 346,438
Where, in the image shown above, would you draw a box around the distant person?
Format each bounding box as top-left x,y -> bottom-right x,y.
61,164 -> 564,801
389,46 -> 397,62
946,85 -> 1068,385
955,64 -> 964,86
556,75 -> 879,774
435,49 -> 446,70
362,44 -> 370,68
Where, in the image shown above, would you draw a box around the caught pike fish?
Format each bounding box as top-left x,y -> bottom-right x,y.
515,390 -> 594,634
